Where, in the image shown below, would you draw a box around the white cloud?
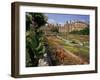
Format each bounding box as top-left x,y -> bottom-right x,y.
48,19 -> 56,24
47,19 -> 65,26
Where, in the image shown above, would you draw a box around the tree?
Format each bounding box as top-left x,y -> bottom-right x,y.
51,26 -> 59,33
26,13 -> 32,31
70,27 -> 89,35
32,13 -> 47,28
26,13 -> 47,67
26,13 -> 47,30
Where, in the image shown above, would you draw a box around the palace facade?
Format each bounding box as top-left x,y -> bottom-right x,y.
42,20 -> 89,35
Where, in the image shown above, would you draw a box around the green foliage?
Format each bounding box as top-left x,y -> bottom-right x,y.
70,27 -> 89,35
26,13 -> 47,67
32,13 -> 47,27
26,13 -> 32,31
51,27 -> 59,33
26,28 -> 38,67
34,30 -> 46,58
26,12 -> 47,30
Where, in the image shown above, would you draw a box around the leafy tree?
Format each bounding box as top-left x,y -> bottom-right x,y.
51,27 -> 59,33
26,13 -> 47,67
26,13 -> 32,31
70,27 -> 89,35
32,13 -> 47,28
26,13 -> 47,30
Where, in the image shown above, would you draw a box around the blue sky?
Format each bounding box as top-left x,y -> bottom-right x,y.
45,13 -> 89,25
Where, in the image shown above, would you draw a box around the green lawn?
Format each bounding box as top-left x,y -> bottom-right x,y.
56,33 -> 89,62
57,33 -> 89,62
59,33 -> 89,43
45,32 -> 89,63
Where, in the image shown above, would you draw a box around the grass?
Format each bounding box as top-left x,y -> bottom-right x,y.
45,33 -> 89,63
64,45 -> 79,53
63,43 -> 89,62
59,33 -> 89,43
46,34 -> 89,61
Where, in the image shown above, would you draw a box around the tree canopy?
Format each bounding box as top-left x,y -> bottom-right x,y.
26,13 -> 47,30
